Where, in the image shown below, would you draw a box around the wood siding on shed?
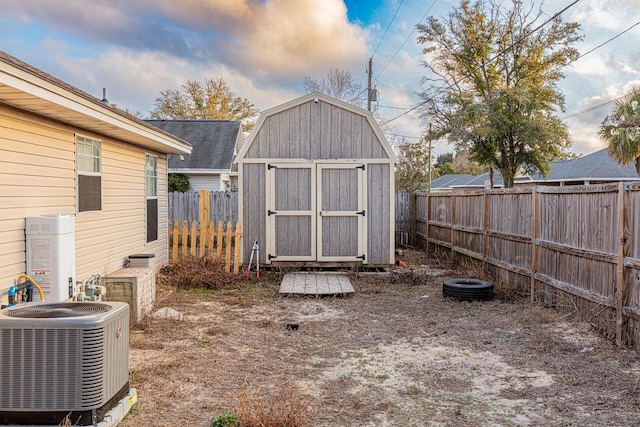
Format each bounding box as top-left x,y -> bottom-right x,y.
240,163 -> 266,263
245,101 -> 389,160
0,104 -> 168,298
367,163 -> 392,264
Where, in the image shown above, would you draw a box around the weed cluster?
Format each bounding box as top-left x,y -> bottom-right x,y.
210,411 -> 237,427
215,382 -> 319,427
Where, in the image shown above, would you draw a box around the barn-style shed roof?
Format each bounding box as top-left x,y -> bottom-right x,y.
236,92 -> 396,163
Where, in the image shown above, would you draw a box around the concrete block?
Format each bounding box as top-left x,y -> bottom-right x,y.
105,267 -> 155,323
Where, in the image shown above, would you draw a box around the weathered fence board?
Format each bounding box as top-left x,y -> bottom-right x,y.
398,182 -> 640,348
168,220 -> 243,274
169,190 -> 238,227
395,192 -> 415,246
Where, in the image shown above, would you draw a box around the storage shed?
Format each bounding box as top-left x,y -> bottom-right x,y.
236,92 -> 396,267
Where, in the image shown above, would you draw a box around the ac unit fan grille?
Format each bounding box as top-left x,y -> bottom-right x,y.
5,302 -> 111,318
1,328 -> 80,409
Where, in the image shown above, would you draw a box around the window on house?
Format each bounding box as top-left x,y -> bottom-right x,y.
76,136 -> 102,212
145,154 -> 158,243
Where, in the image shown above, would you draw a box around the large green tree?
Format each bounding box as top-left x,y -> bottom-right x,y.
150,77 -> 259,131
416,0 -> 582,187
599,87 -> 640,176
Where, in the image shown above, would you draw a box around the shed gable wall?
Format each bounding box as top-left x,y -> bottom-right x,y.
245,101 -> 388,160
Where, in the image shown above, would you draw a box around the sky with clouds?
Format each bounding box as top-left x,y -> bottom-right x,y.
0,0 -> 638,158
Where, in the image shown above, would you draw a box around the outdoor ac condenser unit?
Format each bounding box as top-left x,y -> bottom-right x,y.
0,301 -> 130,426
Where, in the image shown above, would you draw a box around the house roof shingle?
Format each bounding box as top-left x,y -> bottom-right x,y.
532,149 -> 637,181
145,120 -> 241,170
431,148 -> 639,190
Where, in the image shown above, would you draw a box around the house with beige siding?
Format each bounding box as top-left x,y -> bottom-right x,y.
0,51 -> 191,305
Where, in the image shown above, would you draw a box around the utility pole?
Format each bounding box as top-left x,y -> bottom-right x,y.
367,57 -> 373,112
427,123 -> 432,193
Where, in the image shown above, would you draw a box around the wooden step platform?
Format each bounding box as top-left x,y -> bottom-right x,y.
279,273 -> 355,296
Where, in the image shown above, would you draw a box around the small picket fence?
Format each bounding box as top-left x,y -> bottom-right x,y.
168,220 -> 243,274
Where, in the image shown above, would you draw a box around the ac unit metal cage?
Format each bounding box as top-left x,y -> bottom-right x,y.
0,301 -> 130,425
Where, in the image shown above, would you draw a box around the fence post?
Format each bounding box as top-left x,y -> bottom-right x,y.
181,220 -> 189,261
616,181 -> 631,346
199,190 -> 210,229
531,187 -> 540,303
410,192 -> 417,247
224,221 -> 233,273
171,220 -> 179,262
450,191 -> 457,259
206,221 -> 214,259
199,217 -> 208,259
482,189 -> 489,270
234,222 -> 243,275
189,220 -> 197,258
216,221 -> 224,260
426,193 -> 431,251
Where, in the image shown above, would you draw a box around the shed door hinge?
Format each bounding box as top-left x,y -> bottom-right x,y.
356,210 -> 365,216
356,164 -> 365,170
268,164 -> 277,170
268,210 -> 278,216
356,254 -> 365,260
269,254 -> 278,260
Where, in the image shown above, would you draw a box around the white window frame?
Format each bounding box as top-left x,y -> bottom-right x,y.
145,154 -> 158,243
76,135 -> 102,213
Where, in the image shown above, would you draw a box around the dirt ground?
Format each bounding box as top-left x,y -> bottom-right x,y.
120,250 -> 640,427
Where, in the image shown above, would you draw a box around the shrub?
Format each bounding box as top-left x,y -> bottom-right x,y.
168,173 -> 190,192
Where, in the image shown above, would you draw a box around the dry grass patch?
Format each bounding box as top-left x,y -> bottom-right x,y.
122,249 -> 640,427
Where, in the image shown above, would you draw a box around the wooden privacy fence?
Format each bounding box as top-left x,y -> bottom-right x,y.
168,220 -> 243,274
169,190 -> 238,226
395,192 -> 416,246
397,183 -> 640,348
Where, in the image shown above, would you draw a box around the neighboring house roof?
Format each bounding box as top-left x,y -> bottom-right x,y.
430,174 -> 475,188
146,120 -> 241,173
0,50 -> 191,154
431,148 -> 640,190
531,149 -> 639,182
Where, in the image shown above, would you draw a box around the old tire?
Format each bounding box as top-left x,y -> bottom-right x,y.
443,278 -> 494,301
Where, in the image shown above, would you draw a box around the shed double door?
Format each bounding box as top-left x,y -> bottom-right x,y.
266,163 -> 366,263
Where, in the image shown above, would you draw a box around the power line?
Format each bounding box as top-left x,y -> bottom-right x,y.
377,104 -> 412,110
372,0 -> 405,57
374,0 -> 439,82
358,1 -> 406,89
552,20 -> 640,120
576,19 -> 640,60
561,94 -> 627,120
382,0 -> 582,125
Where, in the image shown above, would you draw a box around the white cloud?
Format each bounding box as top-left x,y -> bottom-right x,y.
152,0 -> 370,79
